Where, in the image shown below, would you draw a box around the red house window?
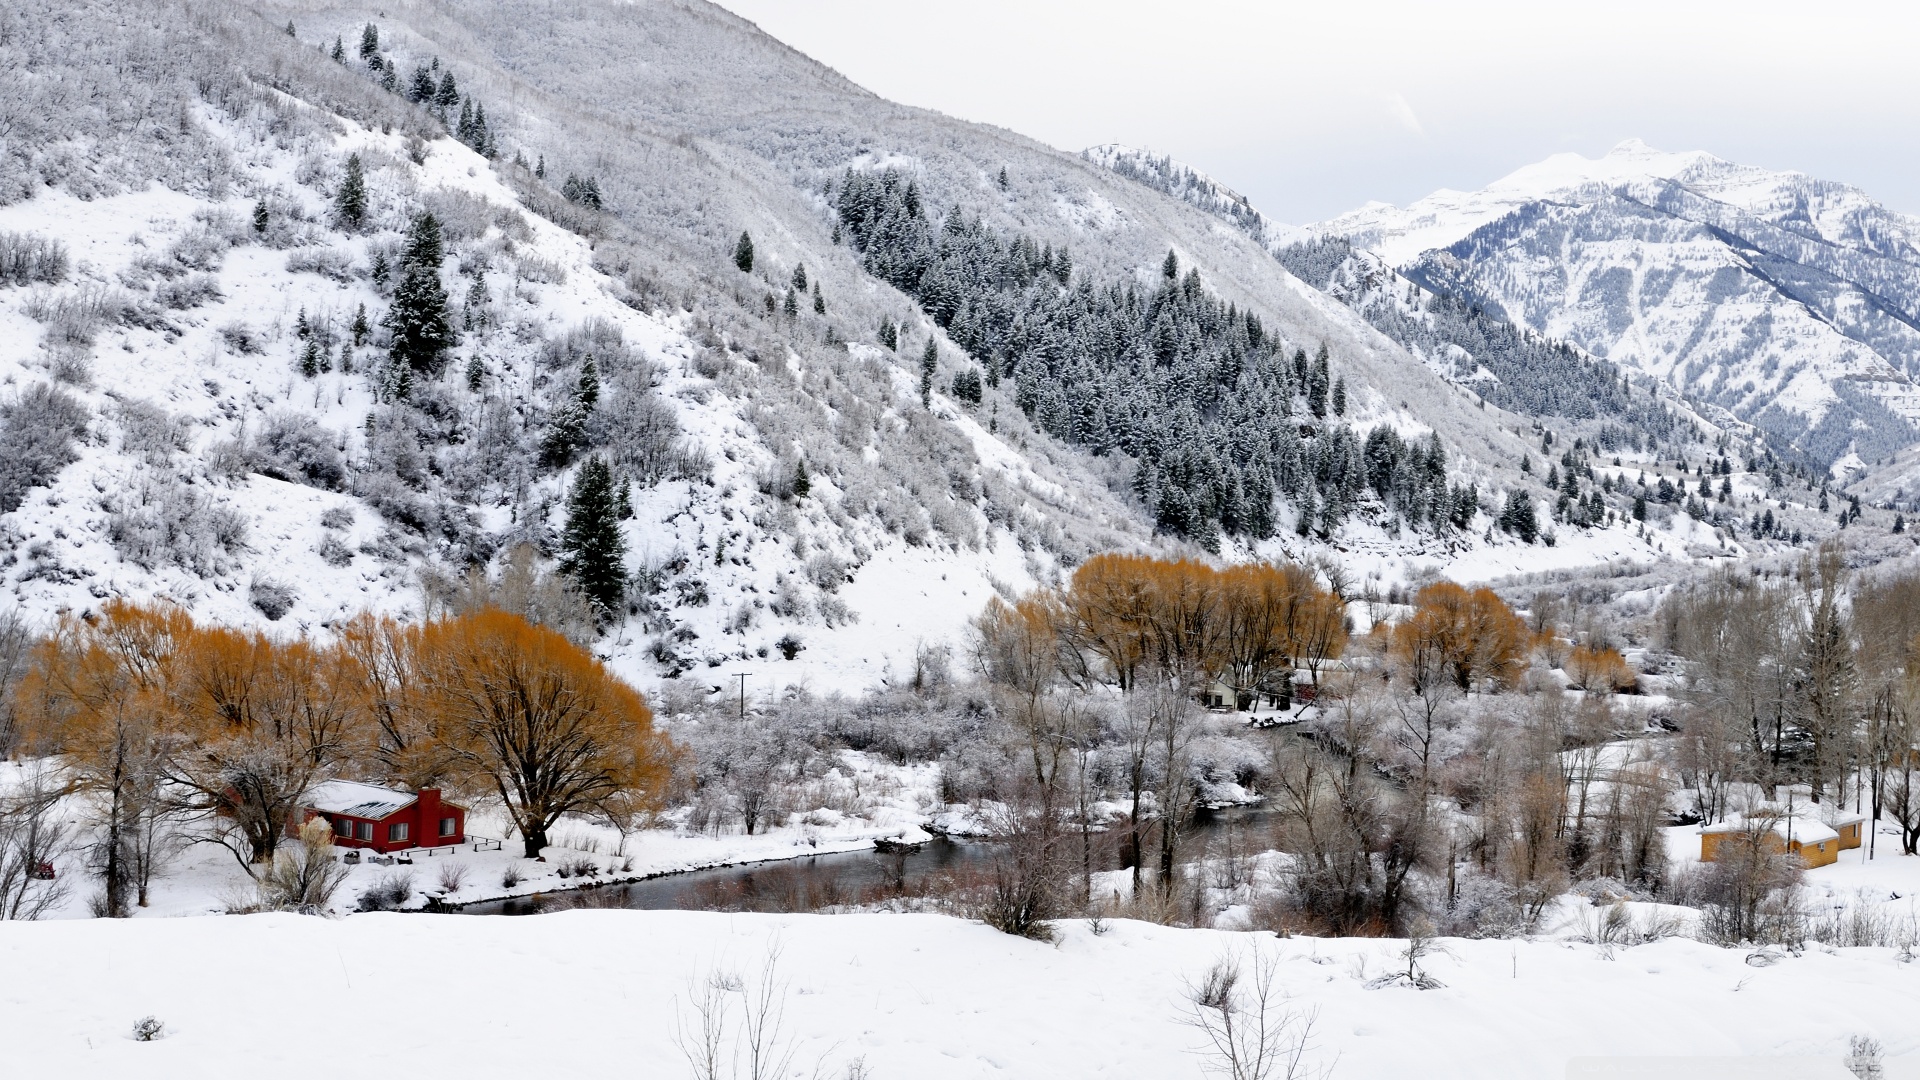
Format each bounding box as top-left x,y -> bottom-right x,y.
356,822 -> 374,842
334,818 -> 353,838
439,817 -> 456,837
389,822 -> 410,843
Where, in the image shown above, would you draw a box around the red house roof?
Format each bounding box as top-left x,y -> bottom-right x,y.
305,780 -> 421,820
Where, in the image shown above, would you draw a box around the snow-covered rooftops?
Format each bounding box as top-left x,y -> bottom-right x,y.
1699,813 -> 1839,846
305,780 -> 417,820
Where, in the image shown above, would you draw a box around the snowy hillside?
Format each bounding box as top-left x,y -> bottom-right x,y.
0,0 -> 1705,695
1312,140 -> 1920,468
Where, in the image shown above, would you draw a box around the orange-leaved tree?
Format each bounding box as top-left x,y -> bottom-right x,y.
1391,582 -> 1527,692
416,608 -> 673,858
1567,644 -> 1635,694
164,625 -> 368,868
974,591 -> 1072,786
14,599 -> 192,911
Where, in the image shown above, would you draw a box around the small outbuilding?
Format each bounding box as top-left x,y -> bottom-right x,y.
1699,813 -> 1841,869
296,781 -> 466,854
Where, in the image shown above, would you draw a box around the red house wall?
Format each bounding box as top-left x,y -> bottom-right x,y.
293,789 -> 467,854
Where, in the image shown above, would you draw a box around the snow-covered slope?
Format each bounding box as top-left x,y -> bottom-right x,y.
1315,140 -> 1920,466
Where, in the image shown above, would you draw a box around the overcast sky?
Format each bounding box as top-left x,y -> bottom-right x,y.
713,1 -> 1920,223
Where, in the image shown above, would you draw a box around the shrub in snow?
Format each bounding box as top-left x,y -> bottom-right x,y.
249,411 -> 347,490
316,533 -> 354,567
284,246 -> 354,282
218,321 -> 262,354
258,818 -> 350,911
248,577 -> 296,621
435,861 -> 469,894
23,283 -> 143,345
356,870 -> 414,912
0,383 -> 90,512
0,231 -> 70,286
153,272 -> 223,310
115,399 -> 192,466
319,505 -> 355,530
107,477 -> 248,575
500,865 -> 523,888
130,1016 -> 164,1042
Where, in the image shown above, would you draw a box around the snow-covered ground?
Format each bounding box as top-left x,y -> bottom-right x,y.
1,751 -> 939,917
5,906 -> 1919,1079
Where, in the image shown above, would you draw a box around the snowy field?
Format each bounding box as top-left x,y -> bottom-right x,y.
4,907 -> 1918,1079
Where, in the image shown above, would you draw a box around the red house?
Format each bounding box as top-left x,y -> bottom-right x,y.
295,781 -> 466,854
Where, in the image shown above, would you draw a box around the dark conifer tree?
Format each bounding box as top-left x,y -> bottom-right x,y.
383,213 -> 454,374
879,317 -> 897,350
792,265 -> 808,292
577,356 -> 600,410
793,460 -> 811,499
1332,377 -> 1347,417
408,66 -> 435,103
330,37 -> 345,63
433,72 -> 460,115
465,354 -> 485,393
782,289 -> 799,318
358,23 -> 379,60
379,65 -> 398,94
560,456 -> 627,622
812,283 -> 825,314
252,199 -> 269,234
535,155 -> 547,180
334,154 -> 367,229
920,337 -> 938,407
350,304 -> 370,346
733,231 -> 754,273
1161,249 -> 1179,281
616,477 -> 634,520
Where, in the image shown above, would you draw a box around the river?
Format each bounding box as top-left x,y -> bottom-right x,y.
457,805 -> 1278,916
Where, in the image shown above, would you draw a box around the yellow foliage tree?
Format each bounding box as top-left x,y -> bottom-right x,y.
415,609 -> 674,857
1391,582 -> 1527,692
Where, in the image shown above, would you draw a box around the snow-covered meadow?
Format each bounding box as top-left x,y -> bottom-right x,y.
5,905 -> 1919,1079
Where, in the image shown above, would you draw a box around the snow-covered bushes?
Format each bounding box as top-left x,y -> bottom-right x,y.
248,577 -> 296,621
152,272 -> 223,310
0,231 -> 69,286
0,382 -> 89,513
249,411 -> 347,490
105,475 -> 249,574
114,399 -> 192,466
284,247 -> 354,283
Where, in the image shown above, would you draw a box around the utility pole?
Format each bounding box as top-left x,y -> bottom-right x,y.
732,672 -> 751,720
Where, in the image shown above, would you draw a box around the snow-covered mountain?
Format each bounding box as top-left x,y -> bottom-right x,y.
0,2 -> 1771,699
1314,140 -> 1920,466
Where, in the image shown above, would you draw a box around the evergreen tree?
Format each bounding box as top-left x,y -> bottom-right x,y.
408,65 -> 435,103
1894,513 -> 1906,534
812,283 -> 825,314
782,289 -> 799,318
951,367 -> 983,405
559,456 -> 627,622
793,460 -> 810,499
285,20 -> 296,36
792,264 -> 808,292
465,354 -> 485,392
252,199 -> 269,234
433,72 -> 460,115
733,230 -> 754,273
997,166 -> 1009,190
577,356 -> 600,410
383,213 -> 454,374
920,337 -> 938,407
540,400 -> 587,468
350,304 -> 370,346
358,23 -> 379,60
379,65 -> 397,94
535,155 -> 546,180
1307,348 -> 1330,419
1161,249 -> 1179,281
297,340 -> 322,378
1498,489 -> 1539,542
879,316 -> 898,350
616,477 -> 634,520
1632,491 -> 1647,521
1332,377 -> 1347,417
334,153 -> 367,229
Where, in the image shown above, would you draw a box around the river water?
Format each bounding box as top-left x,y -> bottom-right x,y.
457,805 -> 1277,916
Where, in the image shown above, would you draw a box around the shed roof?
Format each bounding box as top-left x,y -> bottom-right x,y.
306,780 -> 416,820
1700,813 -> 1840,846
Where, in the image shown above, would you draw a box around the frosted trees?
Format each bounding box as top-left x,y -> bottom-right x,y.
334,153 -> 367,229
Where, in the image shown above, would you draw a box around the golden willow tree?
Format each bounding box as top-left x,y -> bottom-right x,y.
17,602 -> 675,884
